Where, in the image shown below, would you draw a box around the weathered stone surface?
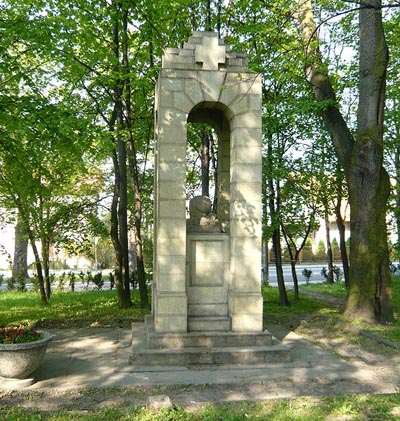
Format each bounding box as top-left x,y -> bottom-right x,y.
146,31 -> 280,364
146,395 -> 173,410
0,331 -> 53,380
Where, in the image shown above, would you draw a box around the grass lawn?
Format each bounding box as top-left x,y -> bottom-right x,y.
2,393 -> 400,420
0,289 -> 149,327
1,282 -> 400,420
299,276 -> 400,344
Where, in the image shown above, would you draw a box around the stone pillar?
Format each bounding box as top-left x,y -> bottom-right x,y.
229,84 -> 263,331
152,81 -> 188,332
153,31 -> 263,334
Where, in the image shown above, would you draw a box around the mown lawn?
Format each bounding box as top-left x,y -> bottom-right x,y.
299,276 -> 400,343
1,278 -> 399,341
1,393 -> 400,420
1,282 -> 400,420
0,289 -> 149,326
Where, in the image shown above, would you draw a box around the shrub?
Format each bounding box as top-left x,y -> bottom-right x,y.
6,277 -> 15,290
57,272 -> 67,291
92,272 -> 104,290
331,238 -> 340,260
314,240 -> 327,262
302,268 -> 313,284
332,265 -> 343,282
321,267 -> 328,281
68,271 -> 76,292
16,274 -> 27,292
109,272 -> 115,290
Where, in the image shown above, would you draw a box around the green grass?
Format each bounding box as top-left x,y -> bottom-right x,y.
0,289 -> 150,326
299,276 -> 400,344
1,279 -> 400,343
301,275 -> 400,310
1,393 -> 399,420
1,284 -> 400,419
300,279 -> 348,297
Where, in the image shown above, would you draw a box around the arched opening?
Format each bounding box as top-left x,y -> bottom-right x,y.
185,102 -> 232,332
187,102 -> 232,227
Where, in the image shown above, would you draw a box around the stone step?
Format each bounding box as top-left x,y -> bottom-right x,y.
146,329 -> 273,349
188,303 -> 228,317
130,344 -> 291,367
188,316 -> 231,332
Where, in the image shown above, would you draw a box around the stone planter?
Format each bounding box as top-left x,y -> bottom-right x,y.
0,331 -> 53,386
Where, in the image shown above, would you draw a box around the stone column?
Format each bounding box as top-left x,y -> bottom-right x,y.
229,75 -> 263,332
153,80 -> 188,333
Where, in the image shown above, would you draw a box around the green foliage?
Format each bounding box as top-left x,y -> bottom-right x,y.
331,238 -> 340,261
314,240 -> 327,262
300,238 -> 314,262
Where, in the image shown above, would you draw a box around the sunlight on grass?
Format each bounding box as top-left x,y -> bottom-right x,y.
0,289 -> 150,325
262,280 -> 400,344
1,393 -> 399,420
262,285 -> 336,315
301,280 -> 348,297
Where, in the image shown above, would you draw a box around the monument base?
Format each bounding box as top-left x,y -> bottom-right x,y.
129,316 -> 291,367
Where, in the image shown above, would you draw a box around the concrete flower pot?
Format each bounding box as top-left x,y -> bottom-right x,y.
0,331 -> 53,383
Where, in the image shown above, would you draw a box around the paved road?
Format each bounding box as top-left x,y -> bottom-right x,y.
0,263 -> 342,292
264,262 -> 341,288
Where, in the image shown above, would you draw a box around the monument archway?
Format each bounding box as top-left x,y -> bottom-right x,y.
152,31 -> 263,334
131,32 -> 290,367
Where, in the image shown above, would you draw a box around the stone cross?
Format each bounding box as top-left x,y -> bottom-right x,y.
195,35 -> 226,70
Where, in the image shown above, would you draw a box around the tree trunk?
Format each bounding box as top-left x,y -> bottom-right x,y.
109,3 -> 132,309
324,205 -> 334,284
298,0 -> 394,322
267,138 -> 289,306
395,144 -> 400,260
335,195 -> 350,288
42,238 -> 51,299
205,0 -> 212,31
117,136 -> 132,304
210,131 -> 218,212
268,179 -> 289,305
201,129 -> 210,197
111,148 -> 132,308
290,259 -> 299,302
12,215 -> 28,281
346,1 -> 393,322
122,6 -> 149,309
262,241 -> 269,286
272,227 -> 289,306
127,139 -> 150,309
28,232 -> 47,305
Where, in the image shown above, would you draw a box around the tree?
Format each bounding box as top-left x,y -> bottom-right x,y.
314,240 -> 327,262
280,171 -> 319,300
0,95 -> 104,303
12,212 -> 29,282
298,0 -> 394,322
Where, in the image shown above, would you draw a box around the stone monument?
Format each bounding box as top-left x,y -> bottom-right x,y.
131,31 -> 290,366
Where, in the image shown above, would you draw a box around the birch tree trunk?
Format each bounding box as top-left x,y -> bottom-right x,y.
297,0 -> 394,322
